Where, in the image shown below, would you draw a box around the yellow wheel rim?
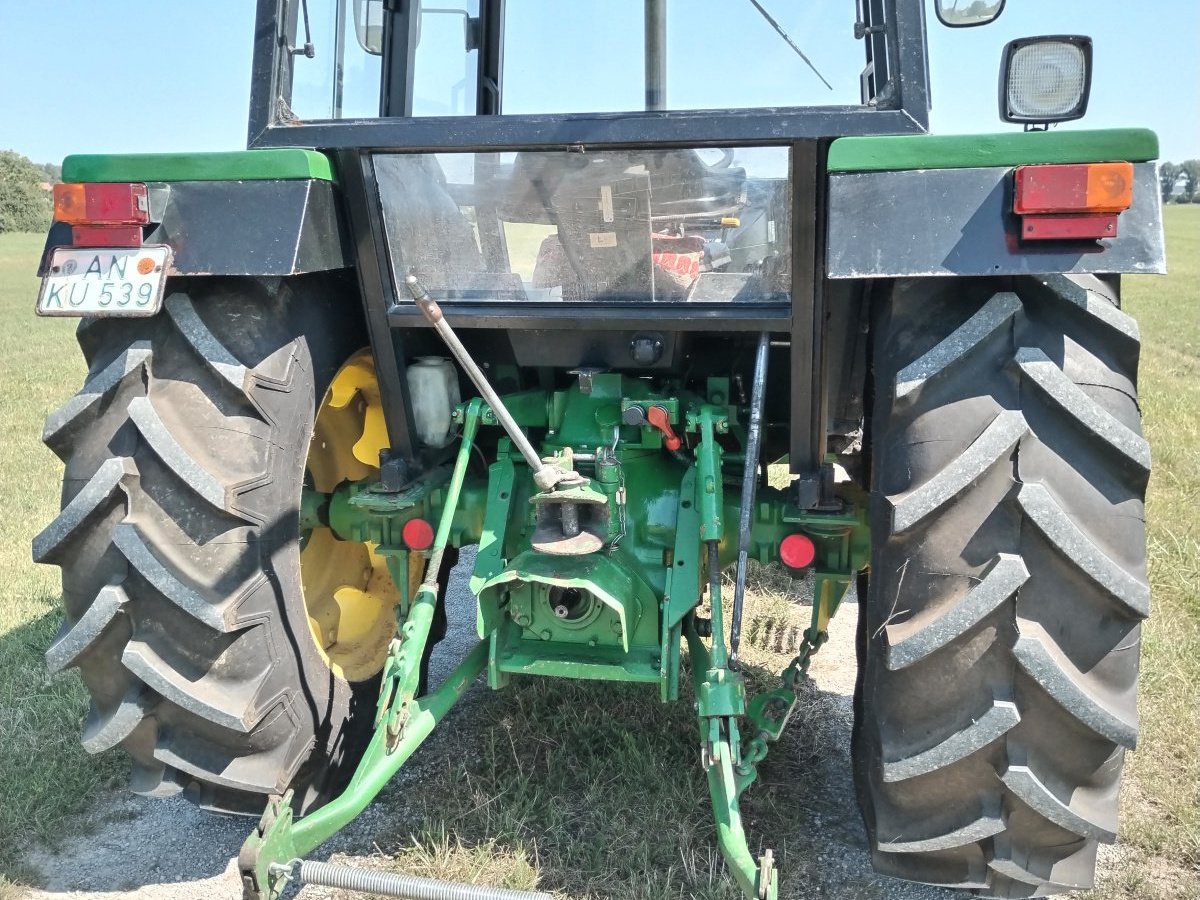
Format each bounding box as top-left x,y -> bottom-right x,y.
302,350 -> 400,683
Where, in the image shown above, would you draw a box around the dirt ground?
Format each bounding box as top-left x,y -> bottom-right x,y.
15,553 -> 1095,900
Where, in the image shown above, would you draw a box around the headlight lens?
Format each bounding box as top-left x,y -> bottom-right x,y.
1001,36 -> 1092,124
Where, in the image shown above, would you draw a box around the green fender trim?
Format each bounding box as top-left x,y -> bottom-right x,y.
61,149 -> 336,183
827,128 -> 1159,173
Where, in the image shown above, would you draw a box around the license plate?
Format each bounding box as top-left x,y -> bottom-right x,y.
36,246 -> 171,317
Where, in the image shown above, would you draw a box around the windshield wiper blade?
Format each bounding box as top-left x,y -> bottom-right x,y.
746,0 -> 833,91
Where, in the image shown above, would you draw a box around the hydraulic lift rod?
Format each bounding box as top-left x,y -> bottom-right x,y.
406,274 -> 559,491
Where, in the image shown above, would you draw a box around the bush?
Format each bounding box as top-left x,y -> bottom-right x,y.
0,150 -> 52,233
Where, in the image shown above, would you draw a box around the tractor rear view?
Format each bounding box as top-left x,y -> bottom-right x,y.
33,2 -> 1165,898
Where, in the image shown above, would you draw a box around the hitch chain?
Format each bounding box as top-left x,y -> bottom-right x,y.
782,626 -> 828,690
739,627 -> 828,774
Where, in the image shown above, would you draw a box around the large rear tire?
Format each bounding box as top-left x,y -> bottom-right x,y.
35,276 -> 379,814
856,275 -> 1149,897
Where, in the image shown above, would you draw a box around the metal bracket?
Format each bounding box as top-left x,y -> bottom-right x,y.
378,449 -> 412,492
688,622 -> 779,900
238,792 -> 298,900
239,641 -> 491,899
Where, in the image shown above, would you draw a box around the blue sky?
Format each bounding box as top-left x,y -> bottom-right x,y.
1,1 -> 1197,164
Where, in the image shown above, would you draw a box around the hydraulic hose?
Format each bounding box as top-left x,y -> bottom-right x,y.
729,332 -> 770,666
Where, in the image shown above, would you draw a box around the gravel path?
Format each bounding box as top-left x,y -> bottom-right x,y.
19,560 -> 957,900
20,552 -> 487,900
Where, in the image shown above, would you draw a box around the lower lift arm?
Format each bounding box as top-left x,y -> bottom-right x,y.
684,333 -> 865,900
686,401 -> 777,900
239,400 -> 548,900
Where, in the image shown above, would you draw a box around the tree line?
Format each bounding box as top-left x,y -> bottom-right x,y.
1159,161 -> 1200,204
0,150 -> 58,233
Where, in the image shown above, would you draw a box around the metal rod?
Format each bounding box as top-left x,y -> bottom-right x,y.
419,401 -> 481,595
297,860 -> 552,900
683,625 -> 767,899
405,275 -> 554,487
707,540 -> 728,669
730,332 -> 770,666
644,0 -> 667,111
560,502 -> 580,537
332,0 -> 347,116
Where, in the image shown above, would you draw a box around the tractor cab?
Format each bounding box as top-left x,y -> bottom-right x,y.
279,0 -> 889,121
244,0 -> 946,489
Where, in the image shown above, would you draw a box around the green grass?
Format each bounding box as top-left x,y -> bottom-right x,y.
0,234 -> 124,886
0,209 -> 1196,897
1080,205 -> 1200,899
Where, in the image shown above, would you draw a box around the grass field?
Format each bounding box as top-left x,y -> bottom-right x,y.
1082,205 -> 1200,898
0,207 -> 1196,898
0,233 -> 123,891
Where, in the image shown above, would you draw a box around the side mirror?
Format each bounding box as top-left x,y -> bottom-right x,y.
353,2 -> 477,57
935,0 -> 1006,28
353,0 -> 385,56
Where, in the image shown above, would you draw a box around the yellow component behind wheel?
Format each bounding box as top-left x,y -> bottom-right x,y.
301,350 -> 400,682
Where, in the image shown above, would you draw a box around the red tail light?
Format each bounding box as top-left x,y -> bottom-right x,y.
1013,163 -> 1133,241
53,182 -> 149,225
53,182 -> 149,247
1014,163 -> 1133,215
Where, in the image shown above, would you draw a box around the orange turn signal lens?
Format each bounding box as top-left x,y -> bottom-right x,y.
1014,162 -> 1134,215
1085,163 -> 1135,213
52,183 -> 88,224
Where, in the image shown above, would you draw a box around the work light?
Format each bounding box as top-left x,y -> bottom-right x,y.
999,36 -> 1093,125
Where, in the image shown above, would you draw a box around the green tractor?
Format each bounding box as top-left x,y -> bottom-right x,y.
33,1 -> 1164,897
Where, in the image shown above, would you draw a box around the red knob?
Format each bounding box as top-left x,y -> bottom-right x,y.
646,405 -> 682,452
780,533 -> 816,571
402,517 -> 435,551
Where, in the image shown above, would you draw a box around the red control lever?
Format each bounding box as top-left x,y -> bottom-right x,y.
646,405 -> 681,451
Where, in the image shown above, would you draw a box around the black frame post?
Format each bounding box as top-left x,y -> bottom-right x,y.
247,0 -> 287,145
337,150 -> 420,466
644,0 -> 667,111
477,0 -> 505,115
788,141 -> 827,499
382,0 -> 420,117
248,0 -> 930,150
